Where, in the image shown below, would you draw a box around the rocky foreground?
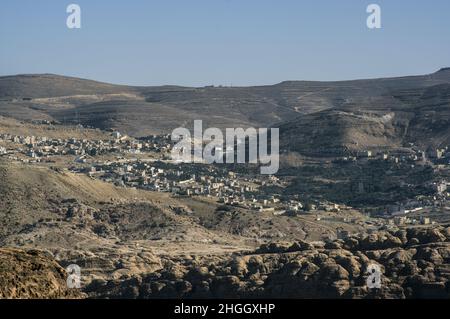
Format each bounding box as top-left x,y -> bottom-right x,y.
85,227 -> 450,299
0,248 -> 84,299
1,227 -> 449,299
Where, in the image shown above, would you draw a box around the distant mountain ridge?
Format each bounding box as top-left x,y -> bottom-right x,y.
1,69 -> 450,155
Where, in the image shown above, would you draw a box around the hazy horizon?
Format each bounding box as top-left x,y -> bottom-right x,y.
2,66 -> 449,88
1,0 -> 450,87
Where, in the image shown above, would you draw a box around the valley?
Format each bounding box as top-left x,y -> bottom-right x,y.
1,70 -> 450,299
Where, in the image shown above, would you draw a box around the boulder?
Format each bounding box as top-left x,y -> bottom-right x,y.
297,261 -> 320,277
335,255 -> 361,278
416,248 -> 444,265
343,237 -> 360,251
319,263 -> 350,281
325,241 -> 342,250
288,240 -> 315,252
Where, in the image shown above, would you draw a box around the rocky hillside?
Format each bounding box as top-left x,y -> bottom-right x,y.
0,74 -> 134,99
2,227 -> 448,299
280,83 -> 450,156
1,69 -> 450,138
0,248 -> 84,299
279,110 -> 408,156
86,227 -> 450,299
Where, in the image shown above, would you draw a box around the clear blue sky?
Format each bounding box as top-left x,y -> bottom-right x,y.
1,0 -> 449,86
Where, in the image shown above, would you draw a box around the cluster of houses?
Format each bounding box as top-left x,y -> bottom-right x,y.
0,130 -> 315,215
377,184 -> 450,227
72,159 -> 308,213
74,156 -> 353,216
337,145 -> 450,224
2,128 -> 449,230
0,132 -> 174,161
386,215 -> 434,227
338,145 -> 450,166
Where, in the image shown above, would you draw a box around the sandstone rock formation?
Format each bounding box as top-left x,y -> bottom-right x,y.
85,227 -> 450,299
0,248 -> 85,299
